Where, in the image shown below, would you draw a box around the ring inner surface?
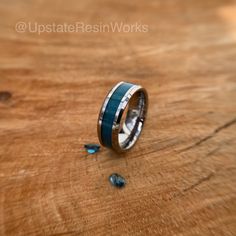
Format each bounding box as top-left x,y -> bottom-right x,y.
118,90 -> 146,150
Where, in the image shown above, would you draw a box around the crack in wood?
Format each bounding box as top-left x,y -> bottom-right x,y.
206,146 -> 221,157
183,172 -> 214,192
181,117 -> 236,152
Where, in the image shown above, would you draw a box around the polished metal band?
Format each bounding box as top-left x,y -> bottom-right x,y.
97,82 -> 148,153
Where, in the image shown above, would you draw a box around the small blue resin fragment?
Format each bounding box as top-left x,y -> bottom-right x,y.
109,173 -> 126,188
84,144 -> 100,154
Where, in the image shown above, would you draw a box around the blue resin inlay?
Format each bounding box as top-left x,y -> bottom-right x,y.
101,82 -> 133,147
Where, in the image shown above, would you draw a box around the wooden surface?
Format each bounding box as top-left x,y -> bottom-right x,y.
0,0 -> 236,235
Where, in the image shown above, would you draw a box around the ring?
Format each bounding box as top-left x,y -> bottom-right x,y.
97,81 -> 148,152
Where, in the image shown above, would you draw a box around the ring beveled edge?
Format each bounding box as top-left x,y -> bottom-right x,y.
97,81 -> 125,146
111,85 -> 148,153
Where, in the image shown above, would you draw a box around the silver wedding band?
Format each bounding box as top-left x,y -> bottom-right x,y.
97,82 -> 148,153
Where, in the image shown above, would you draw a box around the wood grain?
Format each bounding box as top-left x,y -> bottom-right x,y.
0,0 -> 236,235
